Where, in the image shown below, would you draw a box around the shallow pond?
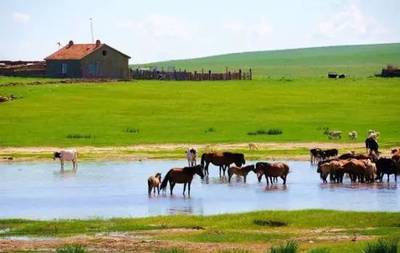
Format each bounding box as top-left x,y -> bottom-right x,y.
0,160 -> 399,219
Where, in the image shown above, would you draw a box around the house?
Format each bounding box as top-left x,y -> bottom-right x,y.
45,40 -> 130,79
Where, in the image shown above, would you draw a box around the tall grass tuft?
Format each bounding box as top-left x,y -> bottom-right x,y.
219,249 -> 253,253
363,239 -> 398,253
156,248 -> 185,253
269,240 -> 298,253
56,244 -> 87,253
308,248 -> 330,253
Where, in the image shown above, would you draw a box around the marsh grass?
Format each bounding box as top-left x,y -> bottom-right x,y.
363,239 -> 398,253
308,248 -> 330,253
269,240 -> 298,253
56,244 -> 87,253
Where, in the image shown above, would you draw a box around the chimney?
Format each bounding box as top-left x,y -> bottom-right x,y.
96,39 -> 101,47
67,40 -> 74,48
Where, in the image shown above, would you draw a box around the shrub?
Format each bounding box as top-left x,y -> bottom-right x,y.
56,244 -> 87,253
248,129 -> 282,136
308,248 -> 330,253
205,127 -> 215,133
253,219 -> 287,227
66,134 -> 92,139
269,240 -> 298,253
363,239 -> 398,253
125,127 -> 139,133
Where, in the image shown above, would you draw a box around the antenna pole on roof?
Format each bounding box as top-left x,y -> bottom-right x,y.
90,17 -> 94,43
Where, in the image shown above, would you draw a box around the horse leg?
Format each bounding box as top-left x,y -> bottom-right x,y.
157,185 -> 160,195
228,172 -> 232,183
282,175 -> 287,185
170,182 -> 175,195
387,174 -> 390,183
60,160 -> 64,171
244,175 -> 247,183
148,183 -> 151,196
188,182 -> 191,196
223,165 -> 227,177
183,183 -> 187,195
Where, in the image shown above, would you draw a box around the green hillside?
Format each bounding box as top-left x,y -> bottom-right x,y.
140,43 -> 400,78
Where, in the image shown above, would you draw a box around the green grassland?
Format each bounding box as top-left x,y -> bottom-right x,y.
142,43 -> 400,78
1,210 -> 399,252
0,76 -> 399,147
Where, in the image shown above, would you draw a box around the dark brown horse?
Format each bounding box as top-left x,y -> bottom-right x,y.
201,152 -> 245,176
227,164 -> 255,183
160,165 -> 204,196
255,162 -> 289,185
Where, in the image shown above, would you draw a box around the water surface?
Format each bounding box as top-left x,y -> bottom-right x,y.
0,160 -> 399,219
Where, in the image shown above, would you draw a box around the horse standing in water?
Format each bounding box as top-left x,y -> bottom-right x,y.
160,165 -> 204,196
201,152 -> 245,177
228,164 -> 255,183
147,173 -> 162,196
186,148 -> 197,167
255,162 -> 289,185
53,150 -> 78,171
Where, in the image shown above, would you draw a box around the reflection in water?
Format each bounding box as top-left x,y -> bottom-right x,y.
0,159 -> 399,219
264,184 -> 288,192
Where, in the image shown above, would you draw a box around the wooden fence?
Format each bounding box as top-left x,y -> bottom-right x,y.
131,68 -> 252,81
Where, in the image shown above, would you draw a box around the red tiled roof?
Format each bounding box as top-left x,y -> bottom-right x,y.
45,43 -> 102,60
45,43 -> 130,60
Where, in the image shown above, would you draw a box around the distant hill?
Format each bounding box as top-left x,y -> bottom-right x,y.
139,43 -> 400,78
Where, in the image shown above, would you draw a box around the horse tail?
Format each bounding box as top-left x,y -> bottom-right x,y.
160,170 -> 171,190
201,153 -> 206,167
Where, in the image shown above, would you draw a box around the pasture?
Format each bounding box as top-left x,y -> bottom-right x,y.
143,43 -> 400,78
0,77 -> 399,148
1,209 -> 400,252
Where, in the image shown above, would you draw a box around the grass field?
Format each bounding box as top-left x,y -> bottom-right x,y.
1,210 -> 399,252
0,76 -> 399,147
142,43 -> 400,78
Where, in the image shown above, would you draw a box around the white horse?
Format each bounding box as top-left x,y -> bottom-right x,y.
53,150 -> 78,171
185,148 -> 197,167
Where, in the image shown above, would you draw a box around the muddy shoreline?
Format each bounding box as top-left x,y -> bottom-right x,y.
0,142 -> 392,163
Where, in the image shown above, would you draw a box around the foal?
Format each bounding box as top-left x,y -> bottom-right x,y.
148,173 -> 162,195
228,164 -> 255,183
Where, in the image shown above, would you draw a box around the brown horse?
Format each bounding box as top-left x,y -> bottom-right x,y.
160,165 -> 204,196
227,164 -> 255,183
147,173 -> 162,195
255,162 -> 289,185
201,152 -> 245,176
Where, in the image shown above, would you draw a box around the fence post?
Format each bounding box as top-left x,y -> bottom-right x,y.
239,69 -> 242,80
249,68 -> 252,80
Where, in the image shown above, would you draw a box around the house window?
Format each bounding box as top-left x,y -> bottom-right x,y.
102,50 -> 107,56
61,63 -> 68,74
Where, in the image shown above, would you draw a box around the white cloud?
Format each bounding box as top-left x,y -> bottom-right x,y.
13,12 -> 31,24
316,1 -> 387,39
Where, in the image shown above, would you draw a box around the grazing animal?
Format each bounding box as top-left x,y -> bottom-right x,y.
160,165 -> 204,196
53,150 -> 78,171
376,158 -> 398,182
201,152 -> 245,177
338,152 -> 370,160
228,164 -> 255,183
343,159 -> 369,183
310,148 -> 322,164
248,143 -> 258,151
186,148 -> 197,167
255,162 -> 289,185
365,136 -> 379,155
348,131 -> 358,140
148,173 -> 162,195
328,130 -> 342,140
321,149 -> 339,160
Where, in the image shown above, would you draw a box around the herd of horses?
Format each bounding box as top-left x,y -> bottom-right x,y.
148,150 -> 290,196
313,147 -> 400,184
51,144 -> 400,197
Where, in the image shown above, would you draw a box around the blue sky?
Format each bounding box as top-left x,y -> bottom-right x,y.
0,0 -> 399,63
